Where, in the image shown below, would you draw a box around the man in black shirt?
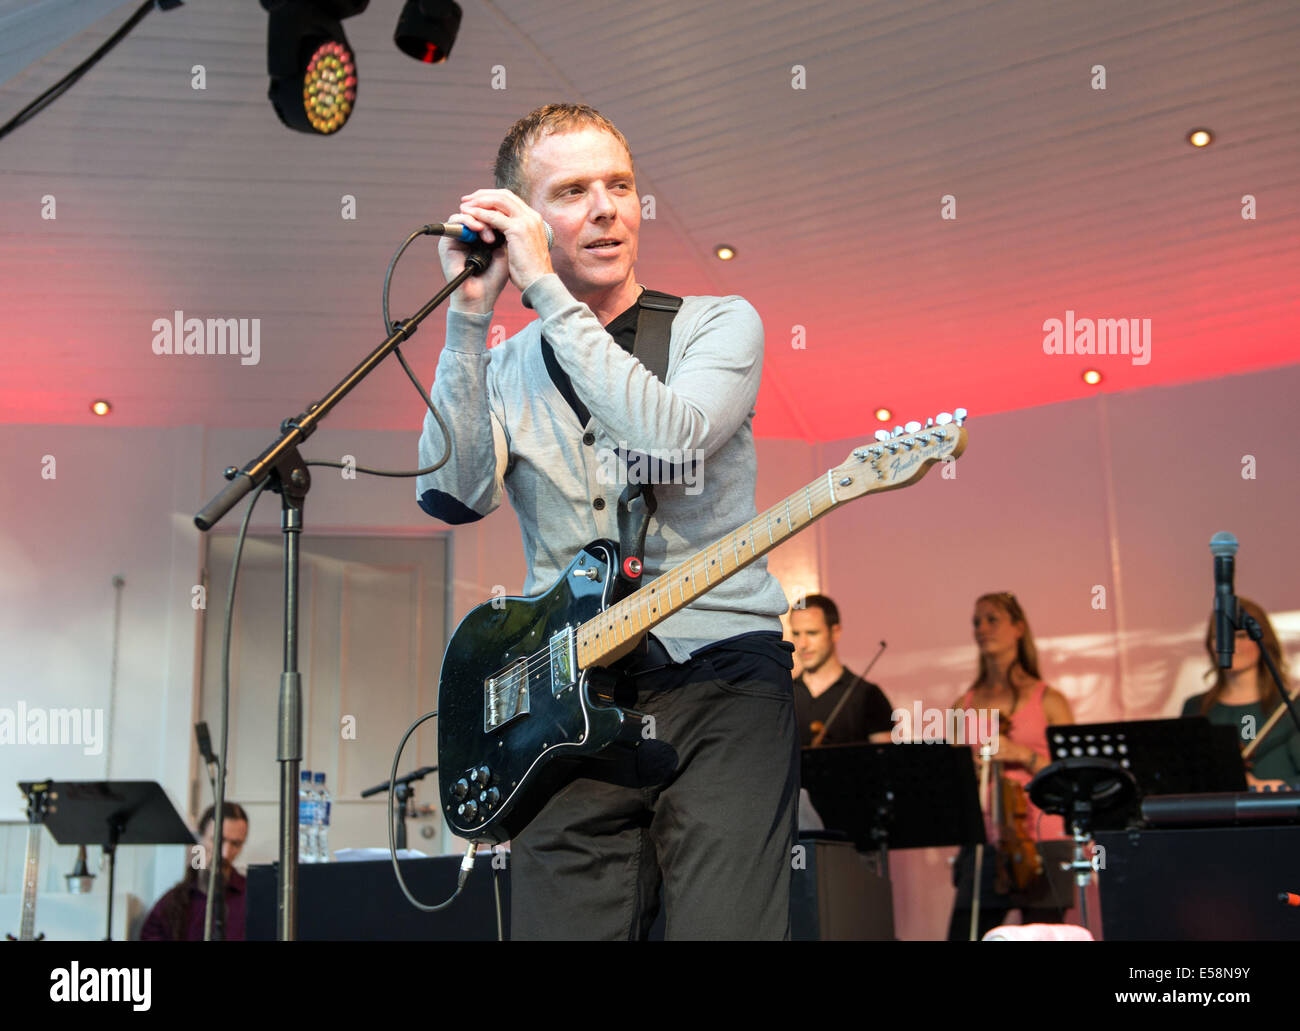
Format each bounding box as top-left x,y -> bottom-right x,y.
791,594 -> 893,746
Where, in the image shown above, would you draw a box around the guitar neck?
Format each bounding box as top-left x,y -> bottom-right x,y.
19,823 -> 41,941
574,413 -> 967,670
575,472 -> 848,669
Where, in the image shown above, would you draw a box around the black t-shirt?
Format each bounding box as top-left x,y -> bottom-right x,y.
541,297 -> 640,426
793,669 -> 893,747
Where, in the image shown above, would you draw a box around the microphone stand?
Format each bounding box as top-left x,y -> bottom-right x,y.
1238,609 -> 1300,759
193,248 -> 492,941
194,723 -> 224,939
361,766 -> 437,851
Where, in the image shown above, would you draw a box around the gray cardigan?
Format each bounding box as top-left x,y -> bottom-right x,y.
417,273 -> 789,661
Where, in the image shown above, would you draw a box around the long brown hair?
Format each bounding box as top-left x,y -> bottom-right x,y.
1200,597 -> 1289,713
968,592 -> 1043,710
157,802 -> 248,940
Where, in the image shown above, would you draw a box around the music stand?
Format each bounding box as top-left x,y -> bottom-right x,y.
1046,717 -> 1246,830
800,743 -> 986,878
25,780 -> 194,940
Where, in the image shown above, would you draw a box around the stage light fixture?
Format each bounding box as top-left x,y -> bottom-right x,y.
1187,128 -> 1214,147
874,408 -> 892,422
90,399 -> 112,416
1082,369 -> 1102,386
394,0 -> 463,63
714,245 -> 735,261
263,0 -> 369,135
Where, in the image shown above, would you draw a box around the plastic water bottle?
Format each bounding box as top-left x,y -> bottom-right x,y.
313,771 -> 332,863
298,769 -> 317,863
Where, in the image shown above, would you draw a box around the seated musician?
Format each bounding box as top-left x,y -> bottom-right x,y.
1181,596 -> 1299,791
947,592 -> 1074,941
789,594 -> 893,746
140,803 -> 249,941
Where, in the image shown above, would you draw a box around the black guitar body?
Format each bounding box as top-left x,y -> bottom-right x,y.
437,540 -> 644,843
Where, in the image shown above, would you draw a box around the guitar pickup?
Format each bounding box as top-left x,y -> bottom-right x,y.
550,627 -> 576,696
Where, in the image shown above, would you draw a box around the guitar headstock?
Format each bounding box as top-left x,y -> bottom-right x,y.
830,409 -> 968,500
20,782 -> 52,824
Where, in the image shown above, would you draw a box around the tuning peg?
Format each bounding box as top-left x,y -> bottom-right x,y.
935,412 -> 953,425
925,417 -> 934,428
904,420 -> 921,434
954,407 -> 967,425
874,429 -> 891,442
892,425 -> 905,437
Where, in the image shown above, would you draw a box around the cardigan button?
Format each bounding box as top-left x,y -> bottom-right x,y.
592,497 -> 606,511
582,431 -> 596,446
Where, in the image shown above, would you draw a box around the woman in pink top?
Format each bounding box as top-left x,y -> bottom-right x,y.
946,592 -> 1075,941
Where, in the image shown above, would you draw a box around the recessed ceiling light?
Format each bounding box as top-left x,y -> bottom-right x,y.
874,407 -> 892,422
1187,128 -> 1213,148
714,245 -> 735,261
90,399 -> 112,416
1082,369 -> 1102,386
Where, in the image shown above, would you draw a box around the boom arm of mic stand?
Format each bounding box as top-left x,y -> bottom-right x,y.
193,254 -> 487,531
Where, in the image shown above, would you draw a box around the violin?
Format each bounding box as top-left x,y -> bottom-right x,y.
988,758 -> 1043,894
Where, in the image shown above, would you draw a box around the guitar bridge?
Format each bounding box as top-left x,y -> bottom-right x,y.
484,658 -> 530,734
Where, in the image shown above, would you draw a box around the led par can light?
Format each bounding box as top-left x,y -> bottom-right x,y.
264,0 -> 369,134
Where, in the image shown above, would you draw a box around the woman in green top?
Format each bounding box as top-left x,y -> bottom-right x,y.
1181,597 -> 1299,790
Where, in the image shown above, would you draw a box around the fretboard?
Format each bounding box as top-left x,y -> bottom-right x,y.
575,470 -> 848,669
19,824 -> 40,941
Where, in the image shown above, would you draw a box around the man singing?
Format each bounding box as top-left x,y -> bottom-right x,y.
417,104 -> 795,939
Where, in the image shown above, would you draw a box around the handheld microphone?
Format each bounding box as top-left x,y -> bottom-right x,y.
1210,531 -> 1239,669
423,220 -> 554,250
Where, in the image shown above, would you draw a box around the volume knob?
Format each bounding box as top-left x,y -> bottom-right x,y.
458,799 -> 478,822
473,766 -> 491,787
452,778 -> 469,801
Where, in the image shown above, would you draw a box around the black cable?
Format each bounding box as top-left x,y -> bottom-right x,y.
303,225 -> 460,480
386,708 -> 477,911
203,476 -> 271,941
0,1 -> 178,143
492,855 -> 504,941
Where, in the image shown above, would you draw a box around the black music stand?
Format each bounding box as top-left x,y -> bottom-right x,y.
25,780 -> 194,940
800,743 -> 986,878
1046,717 -> 1246,830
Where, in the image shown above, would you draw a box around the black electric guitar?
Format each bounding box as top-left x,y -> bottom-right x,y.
437,412 -> 969,842
6,782 -> 51,941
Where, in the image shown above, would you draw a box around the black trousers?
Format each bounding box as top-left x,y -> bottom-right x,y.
946,841 -> 1074,941
510,634 -> 799,940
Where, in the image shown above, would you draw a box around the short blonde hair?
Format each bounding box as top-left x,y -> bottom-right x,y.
494,103 -> 634,201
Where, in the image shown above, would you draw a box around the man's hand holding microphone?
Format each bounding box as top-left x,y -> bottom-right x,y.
435,188 -> 554,315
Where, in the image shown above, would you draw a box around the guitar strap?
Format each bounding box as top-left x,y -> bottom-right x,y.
615,288 -> 682,594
